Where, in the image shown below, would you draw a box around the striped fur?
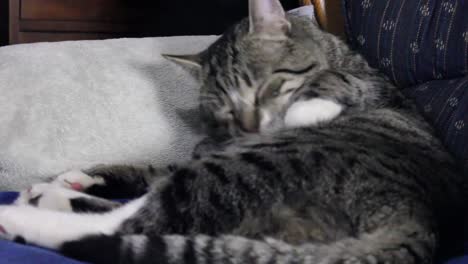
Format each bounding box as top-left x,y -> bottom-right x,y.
8,0 -> 467,263
60,109 -> 465,263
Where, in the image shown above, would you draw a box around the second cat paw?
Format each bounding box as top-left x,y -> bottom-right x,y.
15,183 -> 83,212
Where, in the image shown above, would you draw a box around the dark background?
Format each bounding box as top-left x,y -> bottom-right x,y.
0,0 -> 7,46
154,0 -> 298,36
0,0 -> 299,46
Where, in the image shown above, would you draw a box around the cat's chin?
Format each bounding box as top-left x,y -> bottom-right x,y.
284,98 -> 343,128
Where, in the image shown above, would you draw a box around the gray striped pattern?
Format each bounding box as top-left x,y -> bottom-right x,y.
60,1 -> 467,263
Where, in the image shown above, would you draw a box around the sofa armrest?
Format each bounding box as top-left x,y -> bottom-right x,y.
300,0 -> 345,37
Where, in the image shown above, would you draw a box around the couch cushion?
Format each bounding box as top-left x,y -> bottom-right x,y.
404,77 -> 468,174
342,0 -> 468,87
342,0 -> 468,175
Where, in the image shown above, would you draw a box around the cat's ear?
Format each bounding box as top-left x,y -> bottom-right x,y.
163,54 -> 202,80
249,0 -> 291,39
162,54 -> 202,69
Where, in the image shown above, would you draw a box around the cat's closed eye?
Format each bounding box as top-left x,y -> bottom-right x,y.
273,62 -> 318,75
262,77 -> 303,99
267,78 -> 286,97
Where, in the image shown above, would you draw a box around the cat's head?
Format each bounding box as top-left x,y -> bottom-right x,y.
165,0 -> 371,139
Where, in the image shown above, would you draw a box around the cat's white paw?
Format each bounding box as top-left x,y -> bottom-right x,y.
15,183 -> 86,212
54,170 -> 105,191
0,206 -> 29,242
15,182 -> 49,206
0,205 -> 95,249
0,206 -> 14,241
1,197 -> 147,249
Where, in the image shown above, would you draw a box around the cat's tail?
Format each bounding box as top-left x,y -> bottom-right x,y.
60,222 -> 433,264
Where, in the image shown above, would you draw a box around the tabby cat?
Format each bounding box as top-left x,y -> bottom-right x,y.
0,0 -> 466,263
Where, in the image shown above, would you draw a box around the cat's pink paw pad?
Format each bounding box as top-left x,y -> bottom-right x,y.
55,170 -> 104,191
65,181 -> 84,192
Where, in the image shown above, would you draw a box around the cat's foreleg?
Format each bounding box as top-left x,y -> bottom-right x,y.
0,195 -> 147,249
53,165 -> 171,199
15,183 -> 121,213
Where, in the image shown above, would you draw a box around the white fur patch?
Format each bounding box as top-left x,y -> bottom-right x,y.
165,235 -> 188,262
260,110 -> 273,131
15,183 -> 100,212
284,98 -> 343,128
0,195 -> 147,249
123,235 -> 149,259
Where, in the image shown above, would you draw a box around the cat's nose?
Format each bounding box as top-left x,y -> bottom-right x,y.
240,122 -> 258,133
240,111 -> 259,133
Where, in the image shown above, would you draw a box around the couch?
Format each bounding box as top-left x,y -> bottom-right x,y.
0,1 -> 466,263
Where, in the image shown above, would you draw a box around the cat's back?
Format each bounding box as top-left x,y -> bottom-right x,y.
232,108 -> 463,207
296,108 -> 460,184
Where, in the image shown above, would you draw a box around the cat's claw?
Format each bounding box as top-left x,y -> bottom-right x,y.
0,225 -> 6,235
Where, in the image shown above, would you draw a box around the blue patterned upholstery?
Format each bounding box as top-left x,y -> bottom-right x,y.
404,77 -> 468,174
342,0 -> 468,176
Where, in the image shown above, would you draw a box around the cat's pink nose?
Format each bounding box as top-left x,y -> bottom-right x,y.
240,123 -> 258,133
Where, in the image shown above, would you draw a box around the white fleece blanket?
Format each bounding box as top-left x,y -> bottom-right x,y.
0,36 -> 218,191
0,6 -> 315,191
